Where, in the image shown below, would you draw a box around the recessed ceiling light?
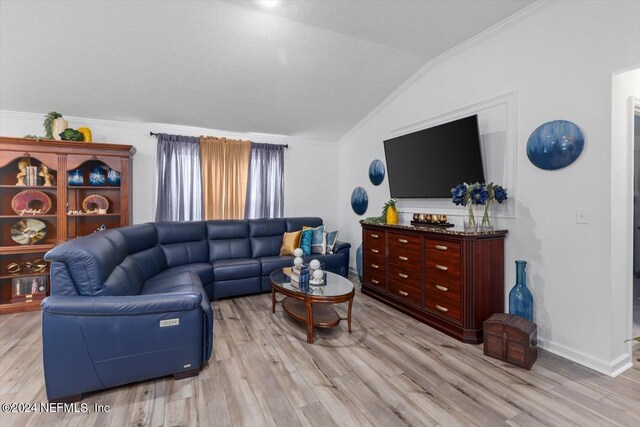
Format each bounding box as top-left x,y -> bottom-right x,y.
258,0 -> 280,10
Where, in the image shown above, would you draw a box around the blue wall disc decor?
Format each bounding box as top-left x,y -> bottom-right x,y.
526,120 -> 585,170
351,187 -> 368,215
368,159 -> 385,186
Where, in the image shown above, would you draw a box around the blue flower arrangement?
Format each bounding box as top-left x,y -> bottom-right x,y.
451,182 -> 508,230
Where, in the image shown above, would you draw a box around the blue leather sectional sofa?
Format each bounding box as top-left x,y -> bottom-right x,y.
41,217 -> 350,402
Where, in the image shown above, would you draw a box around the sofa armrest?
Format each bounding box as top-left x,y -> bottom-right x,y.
332,240 -> 351,254
41,293 -> 202,316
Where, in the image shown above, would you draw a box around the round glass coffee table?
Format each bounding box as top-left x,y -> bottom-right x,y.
270,268 -> 355,343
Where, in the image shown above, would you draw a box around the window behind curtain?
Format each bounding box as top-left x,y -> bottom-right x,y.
245,143 -> 285,219
155,134 -> 203,221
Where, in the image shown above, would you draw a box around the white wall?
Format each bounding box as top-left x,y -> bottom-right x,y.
0,111 -> 339,227
337,0 -> 640,375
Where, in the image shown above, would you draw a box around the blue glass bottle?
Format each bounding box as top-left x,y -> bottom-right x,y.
356,244 -> 363,283
509,260 -> 534,322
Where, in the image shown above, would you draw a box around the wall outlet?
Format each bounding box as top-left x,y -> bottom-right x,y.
576,208 -> 588,224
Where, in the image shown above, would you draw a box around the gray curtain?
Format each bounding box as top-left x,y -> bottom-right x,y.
155,133 -> 203,221
245,143 -> 284,219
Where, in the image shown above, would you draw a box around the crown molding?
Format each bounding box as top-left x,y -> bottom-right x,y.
337,0 -> 551,146
0,110 -> 337,147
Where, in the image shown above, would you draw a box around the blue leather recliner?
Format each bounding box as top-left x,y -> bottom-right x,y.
42,217 -> 350,402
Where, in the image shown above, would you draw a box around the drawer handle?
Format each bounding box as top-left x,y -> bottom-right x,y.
436,305 -> 448,312
398,256 -> 408,261
398,290 -> 409,296
398,273 -> 408,279
435,285 -> 448,292
435,265 -> 448,271
371,279 -> 379,284
398,239 -> 408,244
435,245 -> 448,251
371,264 -> 379,269
371,249 -> 379,254
371,234 -> 379,238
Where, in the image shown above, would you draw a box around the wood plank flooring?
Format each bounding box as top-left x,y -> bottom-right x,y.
1,274 -> 639,427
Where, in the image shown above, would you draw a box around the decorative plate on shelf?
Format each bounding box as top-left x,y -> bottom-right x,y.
11,190 -> 52,215
10,219 -> 47,245
82,194 -> 109,212
526,120 -> 585,170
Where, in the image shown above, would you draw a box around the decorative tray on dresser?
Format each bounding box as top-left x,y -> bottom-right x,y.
360,220 -> 507,344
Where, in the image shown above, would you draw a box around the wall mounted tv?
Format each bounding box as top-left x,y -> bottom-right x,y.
383,115 -> 485,198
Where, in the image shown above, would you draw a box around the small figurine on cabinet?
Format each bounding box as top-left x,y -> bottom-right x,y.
39,164 -> 55,186
16,159 -> 29,186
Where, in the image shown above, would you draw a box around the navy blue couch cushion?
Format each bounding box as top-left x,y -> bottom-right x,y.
207,220 -> 252,261
258,256 -> 294,276
155,221 -> 209,267
249,218 -> 286,258
286,217 -> 322,232
213,258 -> 261,281
153,263 -> 214,287
45,230 -> 128,296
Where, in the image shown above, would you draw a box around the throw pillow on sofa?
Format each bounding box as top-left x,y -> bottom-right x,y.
326,230 -> 340,253
300,229 -> 314,255
280,230 -> 302,256
309,225 -> 326,254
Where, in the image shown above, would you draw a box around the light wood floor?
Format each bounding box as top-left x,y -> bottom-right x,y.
1,275 -> 640,427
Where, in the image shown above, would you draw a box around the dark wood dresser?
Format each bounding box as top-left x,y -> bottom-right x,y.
361,221 -> 507,344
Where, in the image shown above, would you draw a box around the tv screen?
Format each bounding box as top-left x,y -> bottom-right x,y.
383,115 -> 485,198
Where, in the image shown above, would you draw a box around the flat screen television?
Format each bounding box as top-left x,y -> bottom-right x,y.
383,115 -> 485,198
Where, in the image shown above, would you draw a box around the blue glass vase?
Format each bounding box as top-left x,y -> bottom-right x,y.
509,260 -> 534,322
89,166 -> 106,186
356,244 -> 363,283
67,169 -> 84,186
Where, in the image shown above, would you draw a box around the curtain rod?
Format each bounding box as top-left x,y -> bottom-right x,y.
149,131 -> 288,148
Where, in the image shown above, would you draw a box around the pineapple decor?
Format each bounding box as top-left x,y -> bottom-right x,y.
382,198 -> 398,224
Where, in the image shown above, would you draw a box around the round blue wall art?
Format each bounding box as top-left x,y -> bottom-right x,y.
351,187 -> 368,215
368,159 -> 385,186
526,120 -> 585,170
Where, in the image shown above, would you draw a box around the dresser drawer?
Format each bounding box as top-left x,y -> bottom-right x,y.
425,279 -> 461,302
364,270 -> 386,289
363,255 -> 385,277
425,255 -> 461,284
388,247 -> 421,269
425,292 -> 462,323
424,238 -> 461,258
388,263 -> 421,289
388,232 -> 421,254
388,279 -> 422,308
364,229 -> 386,251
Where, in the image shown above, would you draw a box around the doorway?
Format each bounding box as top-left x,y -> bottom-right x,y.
634,114 -> 640,338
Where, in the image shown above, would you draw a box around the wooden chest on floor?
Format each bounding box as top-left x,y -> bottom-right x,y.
483,313 -> 537,369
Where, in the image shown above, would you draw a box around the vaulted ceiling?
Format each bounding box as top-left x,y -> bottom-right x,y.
0,0 -> 533,141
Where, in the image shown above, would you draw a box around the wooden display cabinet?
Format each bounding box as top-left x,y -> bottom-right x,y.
0,137 -> 135,314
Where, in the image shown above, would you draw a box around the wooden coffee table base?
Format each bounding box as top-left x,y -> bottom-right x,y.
276,296 -> 352,343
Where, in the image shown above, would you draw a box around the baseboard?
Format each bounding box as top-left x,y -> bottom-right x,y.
537,338 -> 633,377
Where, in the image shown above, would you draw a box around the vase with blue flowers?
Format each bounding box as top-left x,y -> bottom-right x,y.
509,260 -> 534,322
451,182 -> 489,231
480,183 -> 508,231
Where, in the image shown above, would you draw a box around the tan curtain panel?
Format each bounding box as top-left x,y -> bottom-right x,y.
200,137 -> 251,220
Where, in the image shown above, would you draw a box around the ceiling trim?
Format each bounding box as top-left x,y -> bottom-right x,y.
0,109 -> 337,147
336,0 -> 551,146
